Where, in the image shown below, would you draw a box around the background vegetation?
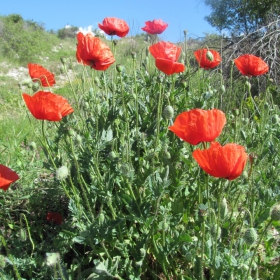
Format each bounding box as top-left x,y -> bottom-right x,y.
0,7 -> 280,279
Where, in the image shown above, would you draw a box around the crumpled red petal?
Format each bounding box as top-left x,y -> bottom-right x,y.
22,91 -> 74,121
234,54 -> 269,76
28,63 -> 56,87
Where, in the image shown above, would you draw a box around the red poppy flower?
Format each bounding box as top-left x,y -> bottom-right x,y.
168,109 -> 226,145
193,142 -> 247,180
28,63 -> 55,87
0,164 -> 20,191
22,91 -> 74,121
149,41 -> 185,75
76,32 -> 115,70
46,212 -> 63,225
194,49 -> 222,69
234,54 -> 269,76
98,17 -> 129,37
141,19 -> 168,34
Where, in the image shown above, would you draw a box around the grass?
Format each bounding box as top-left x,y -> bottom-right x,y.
0,26 -> 280,280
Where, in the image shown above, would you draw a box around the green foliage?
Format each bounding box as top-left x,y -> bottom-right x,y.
204,0 -> 280,34
0,14 -> 70,64
0,14 -> 280,279
57,25 -> 79,39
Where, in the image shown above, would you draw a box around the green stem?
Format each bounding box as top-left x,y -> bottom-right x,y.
21,214 -> 35,255
155,80 -> 163,148
70,138 -> 95,221
245,220 -> 272,280
0,234 -> 21,279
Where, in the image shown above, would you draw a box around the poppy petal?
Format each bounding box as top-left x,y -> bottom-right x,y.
28,64 -> 56,87
76,32 -> 115,70
234,54 -> 269,76
169,109 -> 226,145
0,164 -> 20,191
22,91 -> 74,121
194,49 -> 222,69
193,142 -> 247,180
98,17 -> 129,37
141,19 -> 168,35
155,59 -> 184,75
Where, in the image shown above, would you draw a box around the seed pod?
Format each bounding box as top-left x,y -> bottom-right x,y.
245,80 -> 251,91
0,255 -> 6,269
98,213 -> 105,225
243,228 -> 258,246
206,50 -> 214,62
32,82 -> 40,92
270,205 -> 280,221
29,141 -> 37,151
163,105 -> 174,120
210,224 -> 221,239
220,197 -> 228,220
140,248 -> 146,258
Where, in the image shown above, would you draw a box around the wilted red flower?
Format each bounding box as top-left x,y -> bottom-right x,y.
98,17 -> 129,37
141,19 -> 168,34
76,32 -> 115,70
193,142 -> 247,180
22,91 -> 74,121
168,109 -> 226,145
149,41 -> 185,75
28,63 -> 56,87
46,212 -> 63,225
234,54 -> 269,76
194,49 -> 222,69
0,164 -> 20,191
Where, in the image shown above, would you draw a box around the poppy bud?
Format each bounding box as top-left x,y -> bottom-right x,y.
243,228 -> 258,246
245,80 -> 251,91
221,84 -> 225,93
270,205 -> 280,221
220,197 -> 228,220
131,52 -> 136,60
19,228 -> 27,241
272,114 -> 280,124
163,105 -> 174,120
233,108 -> 239,116
56,166 -> 69,181
98,213 -> 105,224
183,30 -> 188,36
210,224 -> 221,239
32,82 -> 40,92
68,128 -> 76,137
0,254 -> 5,269
116,64 -> 125,73
94,76 -> 102,88
163,222 -> 169,231
108,151 -> 117,161
29,141 -> 37,151
206,50 -> 214,62
144,56 -> 149,65
162,149 -> 171,160
140,248 -> 146,258
113,39 -> 118,46
60,57 -> 68,65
